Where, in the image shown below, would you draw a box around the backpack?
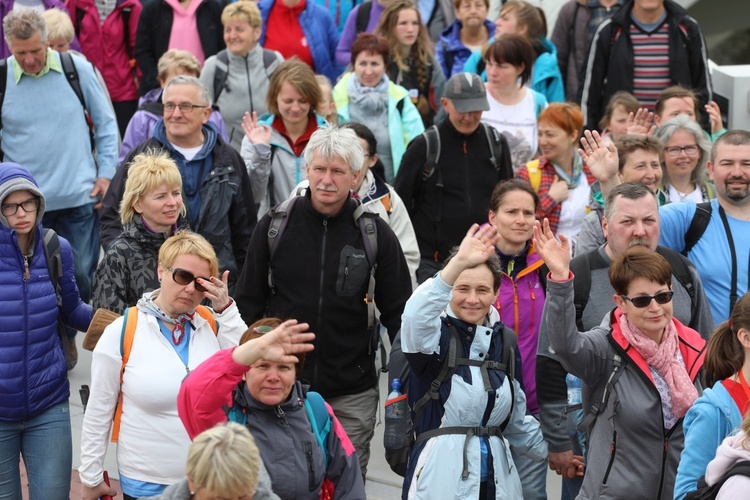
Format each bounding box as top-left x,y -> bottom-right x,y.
110,305 -> 217,442
682,201 -> 711,256
685,461 -> 750,500
212,49 -> 281,105
41,228 -> 74,369
0,52 -> 94,156
384,321 -> 517,477
569,246 -> 698,331
355,1 -> 374,34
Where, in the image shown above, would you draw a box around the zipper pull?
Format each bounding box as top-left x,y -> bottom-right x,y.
23,255 -> 29,280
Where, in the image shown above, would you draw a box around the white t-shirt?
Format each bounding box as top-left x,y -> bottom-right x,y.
557,174 -> 591,255
172,144 -> 203,161
482,89 -> 539,170
667,183 -> 704,204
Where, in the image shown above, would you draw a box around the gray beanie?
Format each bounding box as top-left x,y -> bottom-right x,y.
0,176 -> 45,229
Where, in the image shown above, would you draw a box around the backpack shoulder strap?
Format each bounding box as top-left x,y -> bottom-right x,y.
261,49 -> 281,77
195,305 -> 218,335
498,326 -> 517,432
356,1 -> 373,34
577,346 -> 624,433
569,252 -> 592,331
0,58 -> 7,135
480,122 -> 502,172
304,391 -> 332,467
59,52 -> 94,153
421,125 -> 441,182
525,159 -> 542,193
43,228 -> 70,365
656,246 -> 697,327
412,323 -> 461,421
213,49 -> 230,104
139,100 -> 164,114
112,306 -> 139,442
266,196 -> 299,290
683,201 -> 712,256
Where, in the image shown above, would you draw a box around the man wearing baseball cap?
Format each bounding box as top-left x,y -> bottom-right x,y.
395,72 -> 513,282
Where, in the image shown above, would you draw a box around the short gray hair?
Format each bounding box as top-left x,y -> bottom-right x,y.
653,114 -> 710,188
303,124 -> 364,173
603,182 -> 659,220
3,10 -> 47,44
163,75 -> 212,108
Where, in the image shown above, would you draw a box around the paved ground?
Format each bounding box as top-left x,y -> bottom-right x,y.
19,335 -> 563,499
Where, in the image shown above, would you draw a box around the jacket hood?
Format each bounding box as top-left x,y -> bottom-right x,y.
693,381 -> 742,424
705,431 -> 750,485
153,120 -> 219,160
0,163 -> 45,229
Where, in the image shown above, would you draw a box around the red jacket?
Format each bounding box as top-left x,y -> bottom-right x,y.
65,0 -> 141,102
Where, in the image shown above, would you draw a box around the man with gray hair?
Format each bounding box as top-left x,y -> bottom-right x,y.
235,124 -> 412,478
0,9 -> 118,367
100,75 -> 256,292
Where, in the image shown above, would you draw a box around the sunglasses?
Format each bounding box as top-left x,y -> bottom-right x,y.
167,266 -> 210,293
620,291 -> 674,308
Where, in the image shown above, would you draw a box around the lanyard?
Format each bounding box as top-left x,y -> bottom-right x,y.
717,206 -> 750,315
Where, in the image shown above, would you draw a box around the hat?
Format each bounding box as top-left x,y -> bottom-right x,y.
443,73 -> 490,113
0,164 -> 46,229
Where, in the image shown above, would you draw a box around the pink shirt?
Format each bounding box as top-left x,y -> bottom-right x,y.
165,0 -> 205,65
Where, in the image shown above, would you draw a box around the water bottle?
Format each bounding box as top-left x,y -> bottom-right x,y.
384,378 -> 409,450
566,373 -> 582,406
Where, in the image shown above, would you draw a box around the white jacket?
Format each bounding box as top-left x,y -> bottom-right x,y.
79,299 -> 246,488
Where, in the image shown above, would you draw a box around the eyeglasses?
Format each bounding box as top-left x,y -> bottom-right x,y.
163,102 -> 208,114
665,145 -> 699,157
166,266 -> 210,292
1,197 -> 39,216
620,291 -> 674,308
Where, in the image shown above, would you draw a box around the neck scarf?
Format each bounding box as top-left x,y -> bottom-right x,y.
137,291 -> 195,345
618,313 -> 698,418
552,151 -> 584,187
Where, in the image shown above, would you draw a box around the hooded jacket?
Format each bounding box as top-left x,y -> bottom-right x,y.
673,381 -> 744,500
177,348 -> 366,499
0,163 -> 93,421
704,431 -> 750,498
545,277 -> 706,500
436,19 -> 495,78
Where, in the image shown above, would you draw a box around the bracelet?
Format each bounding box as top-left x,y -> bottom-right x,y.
214,298 -> 233,315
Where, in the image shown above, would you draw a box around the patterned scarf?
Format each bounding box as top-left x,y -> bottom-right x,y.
137,291 -> 195,345
618,313 -> 698,418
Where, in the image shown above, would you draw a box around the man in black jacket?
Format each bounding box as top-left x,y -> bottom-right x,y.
395,72 -> 513,283
100,76 -> 256,292
235,124 -> 412,479
580,0 -> 711,129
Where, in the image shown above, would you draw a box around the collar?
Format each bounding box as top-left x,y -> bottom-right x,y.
12,48 -> 60,84
272,114 -> 318,157
275,0 -> 306,14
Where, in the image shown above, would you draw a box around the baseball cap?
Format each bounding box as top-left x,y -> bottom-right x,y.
443,72 -> 490,113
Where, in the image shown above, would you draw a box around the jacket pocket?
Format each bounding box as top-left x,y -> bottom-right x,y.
602,430 -> 617,485
336,245 -> 370,297
303,440 -> 317,492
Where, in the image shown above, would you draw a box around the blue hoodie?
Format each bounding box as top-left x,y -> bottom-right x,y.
0,163 -> 92,421
674,381 -> 744,500
437,19 -> 496,78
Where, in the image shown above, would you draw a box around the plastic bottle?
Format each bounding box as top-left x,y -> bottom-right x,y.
566,373 -> 582,406
384,378 -> 409,450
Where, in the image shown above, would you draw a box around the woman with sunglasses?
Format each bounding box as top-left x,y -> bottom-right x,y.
92,151 -> 188,315
80,230 -> 247,500
534,221 -> 706,499
177,317 -> 366,499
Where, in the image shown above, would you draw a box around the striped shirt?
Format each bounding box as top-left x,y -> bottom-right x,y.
630,21 -> 670,110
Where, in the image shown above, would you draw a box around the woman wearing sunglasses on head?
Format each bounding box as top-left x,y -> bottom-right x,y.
80,230 -> 248,500
534,222 -> 706,500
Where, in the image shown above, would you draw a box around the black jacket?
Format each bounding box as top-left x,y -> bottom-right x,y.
580,0 -> 711,128
100,135 -> 256,293
394,118 -> 512,264
135,0 -> 225,94
234,192 -> 412,398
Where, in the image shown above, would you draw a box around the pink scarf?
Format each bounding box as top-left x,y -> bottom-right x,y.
618,314 -> 698,418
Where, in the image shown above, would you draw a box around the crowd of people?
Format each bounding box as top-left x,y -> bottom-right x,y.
1,0 -> 750,499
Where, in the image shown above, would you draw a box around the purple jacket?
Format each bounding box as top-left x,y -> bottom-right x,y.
0,0 -> 81,58
119,87 -> 230,165
335,0 -> 384,67
492,243 -> 545,414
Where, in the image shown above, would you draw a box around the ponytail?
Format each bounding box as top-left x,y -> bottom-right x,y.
704,321 -> 744,388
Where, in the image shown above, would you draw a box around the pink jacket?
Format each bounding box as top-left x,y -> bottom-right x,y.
65,0 -> 142,102
705,431 -> 750,499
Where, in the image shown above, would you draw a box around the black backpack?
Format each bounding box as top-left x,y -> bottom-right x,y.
686,461 -> 750,500
355,1 -> 374,34
41,228 -> 74,368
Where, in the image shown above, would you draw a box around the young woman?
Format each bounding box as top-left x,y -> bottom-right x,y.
437,0 -> 494,78
673,293 -> 750,500
376,0 -> 446,127
703,408 -> 750,498
481,34 -> 547,170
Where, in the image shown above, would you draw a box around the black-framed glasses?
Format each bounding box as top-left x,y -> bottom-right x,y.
167,266 -> 210,292
665,145 -> 699,157
163,102 -> 208,114
1,197 -> 39,216
621,291 -> 674,308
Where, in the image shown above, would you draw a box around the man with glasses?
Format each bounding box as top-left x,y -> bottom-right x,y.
660,130 -> 750,325
101,75 -> 256,293
536,182 -> 713,500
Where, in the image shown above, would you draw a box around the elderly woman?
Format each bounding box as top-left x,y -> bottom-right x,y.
333,33 -> 425,183
178,318 -> 366,499
92,152 -> 186,315
654,114 -> 716,204
79,231 -> 247,500
0,163 -> 92,499
201,1 -> 284,151
534,220 -> 706,499
401,224 -> 547,499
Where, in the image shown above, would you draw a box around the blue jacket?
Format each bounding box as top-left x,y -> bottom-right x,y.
463,36 -> 565,104
258,0 -> 343,82
674,381 -> 743,500
0,164 -> 93,422
436,19 -> 495,78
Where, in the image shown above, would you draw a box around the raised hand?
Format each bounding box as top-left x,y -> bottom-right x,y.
198,270 -> 231,312
439,224 -> 499,286
705,101 -> 724,135
625,108 -> 656,136
241,111 -> 272,146
233,320 -> 316,367
532,219 -> 570,280
579,130 -> 618,184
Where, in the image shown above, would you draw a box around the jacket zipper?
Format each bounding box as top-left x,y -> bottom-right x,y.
244,58 -> 254,114
529,281 -> 536,335
656,425 -> 678,500
341,255 -> 349,292
304,441 -> 316,491
602,430 -> 617,484
274,405 -> 288,426
314,219 -> 328,389
23,259 -> 30,418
